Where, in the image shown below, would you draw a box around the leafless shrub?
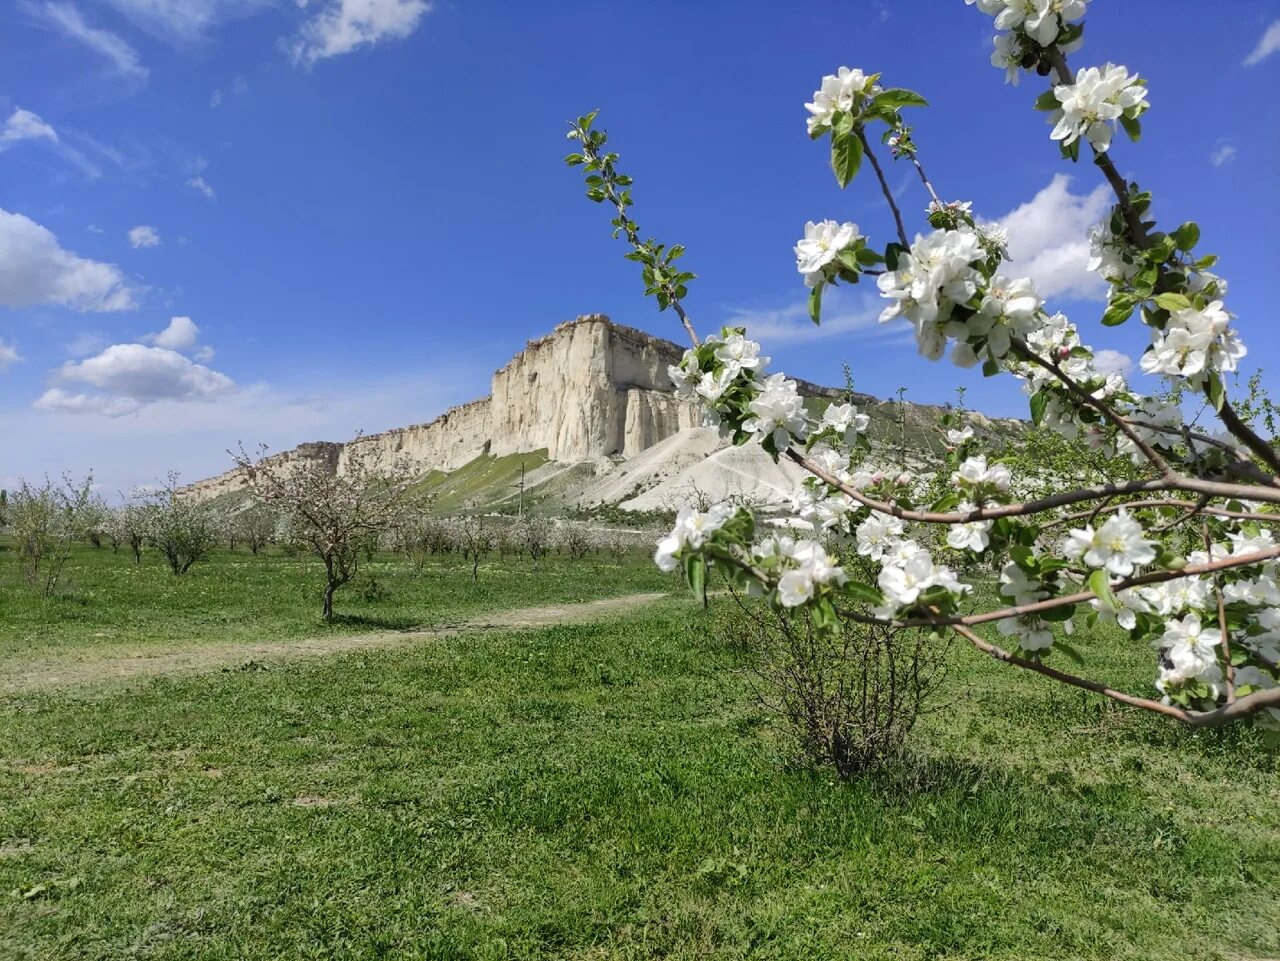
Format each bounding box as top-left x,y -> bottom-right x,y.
555,522 -> 593,561
457,515 -> 493,583
720,587 -> 950,778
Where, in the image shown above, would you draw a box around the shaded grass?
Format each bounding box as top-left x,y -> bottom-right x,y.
0,596 -> 1276,960
0,543 -> 672,658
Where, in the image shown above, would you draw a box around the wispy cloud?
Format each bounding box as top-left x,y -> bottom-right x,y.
1210,141 -> 1238,167
99,0 -> 272,44
720,286 -> 906,348
1093,349 -> 1134,376
186,175 -> 216,199
1244,19 -> 1280,67
27,1 -> 149,80
0,106 -> 102,178
0,341 -> 22,372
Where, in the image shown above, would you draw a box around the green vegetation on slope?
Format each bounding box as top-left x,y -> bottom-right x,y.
412,449 -> 552,513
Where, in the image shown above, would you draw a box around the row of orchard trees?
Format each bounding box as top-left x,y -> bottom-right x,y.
1,444 -> 661,621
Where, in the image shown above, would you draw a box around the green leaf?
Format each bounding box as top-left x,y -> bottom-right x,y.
1029,390 -> 1049,426
833,111 -> 855,137
843,580 -> 884,606
1033,89 -> 1060,111
808,282 -> 824,325
1120,114 -> 1141,142
884,243 -> 906,270
836,249 -> 862,273
1055,640 -> 1086,665
871,88 -> 929,111
854,246 -> 884,266
1206,371 -> 1225,411
683,553 -> 706,597
982,357 -> 1000,377
1040,603 -> 1075,623
1101,299 -> 1135,327
1171,221 -> 1200,252
1153,292 -> 1191,312
1088,569 -> 1117,614
831,131 -> 864,189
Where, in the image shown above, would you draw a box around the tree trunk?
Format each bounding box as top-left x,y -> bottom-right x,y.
323,555 -> 337,621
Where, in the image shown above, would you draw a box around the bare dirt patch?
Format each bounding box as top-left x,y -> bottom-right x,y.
0,592 -> 669,695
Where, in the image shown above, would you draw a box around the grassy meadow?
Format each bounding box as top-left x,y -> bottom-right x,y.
0,542 -> 1276,960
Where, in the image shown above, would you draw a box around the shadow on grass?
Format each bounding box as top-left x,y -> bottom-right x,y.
325,613 -> 422,631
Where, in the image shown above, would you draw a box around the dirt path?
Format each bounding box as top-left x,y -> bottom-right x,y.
0,592 -> 670,695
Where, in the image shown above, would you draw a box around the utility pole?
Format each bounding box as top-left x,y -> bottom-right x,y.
518,460 -> 525,518
896,386 -> 908,465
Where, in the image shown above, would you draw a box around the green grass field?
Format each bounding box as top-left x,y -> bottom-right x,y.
0,545 -> 1276,959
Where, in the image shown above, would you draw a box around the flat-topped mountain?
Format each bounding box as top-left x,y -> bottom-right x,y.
182,314 -> 1023,512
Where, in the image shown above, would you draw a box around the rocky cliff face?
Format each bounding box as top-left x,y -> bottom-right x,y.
182,315 -> 707,500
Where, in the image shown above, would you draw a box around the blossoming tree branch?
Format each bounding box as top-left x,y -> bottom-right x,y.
565,0 -> 1280,731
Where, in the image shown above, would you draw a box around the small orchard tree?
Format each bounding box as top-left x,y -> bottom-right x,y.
457,515 -> 493,584
148,473 -> 220,575
566,1 -> 1280,732
235,504 -> 279,556
233,439 -> 417,621
5,474 -> 95,595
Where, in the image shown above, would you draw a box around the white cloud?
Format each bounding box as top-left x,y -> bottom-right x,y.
288,0 -> 431,65
209,89 -> 223,108
0,207 -> 136,312
0,107 -> 101,178
144,315 -> 200,352
0,341 -> 21,371
87,224 -> 104,234
5,368 -> 481,496
99,0 -> 272,43
1,107 -> 58,146
1093,349 -> 1134,376
1210,142 -> 1237,167
1244,19 -> 1280,66
128,224 -> 161,248
721,286 -> 912,347
986,174 -> 1111,302
186,175 -> 216,199
29,1 -> 149,80
37,342 -> 236,416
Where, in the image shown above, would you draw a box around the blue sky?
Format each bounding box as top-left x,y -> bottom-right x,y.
2,0 -> 1278,494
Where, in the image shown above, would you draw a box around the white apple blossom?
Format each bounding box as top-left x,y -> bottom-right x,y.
953,455 -> 1013,495
1223,574 -> 1280,608
713,333 -> 769,378
856,513 -> 906,561
820,401 -> 870,444
946,505 -> 993,552
654,503 -> 734,572
877,229 -> 984,332
696,368 -> 735,403
743,373 -> 809,451
1154,613 -> 1224,697
1140,301 -> 1246,386
1050,63 -> 1147,152
998,614 -> 1055,651
795,220 -> 862,288
878,548 -> 969,611
1063,510 -> 1157,577
999,562 -> 1048,606
1087,217 -> 1138,285
945,426 -> 975,446
954,273 -> 1042,359
804,67 -> 881,135
1139,575 -> 1210,618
